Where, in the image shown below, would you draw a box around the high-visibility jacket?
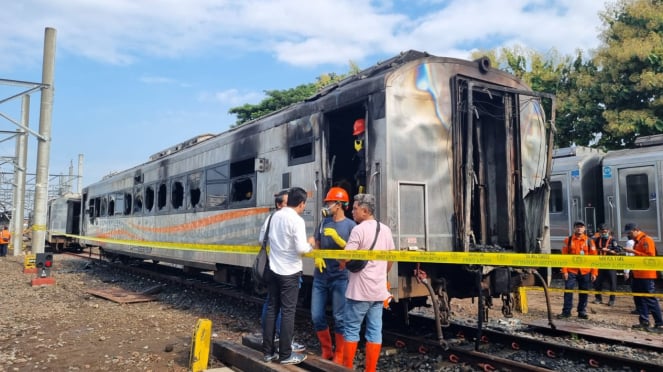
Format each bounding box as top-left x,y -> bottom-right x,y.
630,230 -> 657,279
0,229 -> 11,244
561,233 -> 598,276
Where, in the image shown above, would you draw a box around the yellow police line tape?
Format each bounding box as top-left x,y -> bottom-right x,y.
517,286 -> 663,314
65,234 -> 663,271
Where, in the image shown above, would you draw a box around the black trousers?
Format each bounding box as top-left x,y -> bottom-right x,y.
593,269 -> 617,302
262,268 -> 301,359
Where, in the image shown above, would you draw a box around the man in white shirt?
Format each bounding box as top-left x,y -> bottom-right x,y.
262,187 -> 314,365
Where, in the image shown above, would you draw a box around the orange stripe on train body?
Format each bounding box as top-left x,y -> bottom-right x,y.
96,207 -> 270,238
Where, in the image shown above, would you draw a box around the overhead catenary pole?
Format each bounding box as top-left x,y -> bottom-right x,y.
11,95 -> 29,256
77,154 -> 83,194
30,27 -> 56,254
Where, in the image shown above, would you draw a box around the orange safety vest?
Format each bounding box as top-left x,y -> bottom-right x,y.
630,231 -> 657,279
0,229 -> 10,244
561,233 -> 598,276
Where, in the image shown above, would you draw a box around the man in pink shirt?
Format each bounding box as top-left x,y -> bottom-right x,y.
341,193 -> 394,372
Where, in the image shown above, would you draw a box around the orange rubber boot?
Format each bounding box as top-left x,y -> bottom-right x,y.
332,333 -> 345,364
364,342 -> 382,372
316,328 -> 334,360
343,340 -> 359,369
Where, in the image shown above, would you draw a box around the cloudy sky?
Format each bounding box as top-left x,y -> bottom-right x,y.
0,0 -> 611,188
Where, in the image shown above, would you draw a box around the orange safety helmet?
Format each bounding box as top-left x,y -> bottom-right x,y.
353,118 -> 365,136
324,187 -> 350,203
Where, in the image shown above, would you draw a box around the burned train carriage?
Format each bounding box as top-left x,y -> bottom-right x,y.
81,51 -> 553,318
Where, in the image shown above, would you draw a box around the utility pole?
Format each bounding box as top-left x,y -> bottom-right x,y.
11,96 -> 29,256
30,27 -> 56,254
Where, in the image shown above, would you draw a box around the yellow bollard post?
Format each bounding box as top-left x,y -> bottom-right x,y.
516,286 -> 528,314
189,318 -> 212,372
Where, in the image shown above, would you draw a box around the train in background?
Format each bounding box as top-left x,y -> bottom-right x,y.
54,51 -> 554,332
45,192 -> 82,252
550,134 -> 663,256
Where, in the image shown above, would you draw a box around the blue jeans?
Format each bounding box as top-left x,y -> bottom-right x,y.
562,272 -> 591,315
311,277 -> 347,333
343,298 -> 383,344
0,244 -> 7,256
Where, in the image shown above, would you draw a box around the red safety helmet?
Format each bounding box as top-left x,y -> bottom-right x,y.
324,187 -> 350,203
353,118 -> 365,136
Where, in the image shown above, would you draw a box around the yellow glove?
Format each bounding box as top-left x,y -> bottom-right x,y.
323,228 -> 347,248
315,257 -> 326,273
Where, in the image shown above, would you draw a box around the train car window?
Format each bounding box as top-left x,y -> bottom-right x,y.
100,196 -> 108,217
287,118 -> 314,166
207,163 -> 229,181
207,182 -> 229,208
89,198 -> 96,218
134,186 -> 143,214
124,192 -> 132,215
171,178 -> 184,210
145,185 -> 155,213
115,193 -> 125,215
549,181 -> 563,213
230,176 -> 254,203
157,182 -> 168,211
94,198 -> 101,217
626,174 -> 650,210
108,195 -> 115,216
188,171 -> 203,209
206,163 -> 230,209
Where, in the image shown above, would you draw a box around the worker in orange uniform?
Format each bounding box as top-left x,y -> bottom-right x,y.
352,118 -> 366,194
622,223 -> 663,332
557,220 -> 597,320
0,225 -> 11,257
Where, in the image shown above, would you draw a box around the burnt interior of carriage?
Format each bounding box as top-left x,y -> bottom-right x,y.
461,82 -> 520,253
323,104 -> 366,209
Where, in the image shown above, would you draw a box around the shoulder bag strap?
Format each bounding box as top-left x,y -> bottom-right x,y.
261,213 -> 274,250
368,220 -> 381,251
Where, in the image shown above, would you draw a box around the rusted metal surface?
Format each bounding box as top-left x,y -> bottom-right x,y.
85,287 -> 157,304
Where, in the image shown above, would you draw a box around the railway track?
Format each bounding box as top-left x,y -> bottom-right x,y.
65,251 -> 663,371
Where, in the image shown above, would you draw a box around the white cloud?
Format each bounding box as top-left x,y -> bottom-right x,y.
0,0 -> 609,71
199,89 -> 264,106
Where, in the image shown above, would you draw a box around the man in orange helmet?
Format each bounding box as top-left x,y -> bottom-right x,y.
311,186 -> 356,363
352,118 -> 366,194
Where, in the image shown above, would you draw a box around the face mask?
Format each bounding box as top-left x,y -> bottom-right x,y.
601,233 -> 609,238
321,206 -> 332,218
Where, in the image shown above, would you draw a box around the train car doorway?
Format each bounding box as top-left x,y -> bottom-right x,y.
323,106 -> 367,203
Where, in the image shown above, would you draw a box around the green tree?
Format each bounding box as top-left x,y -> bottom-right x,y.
595,0 -> 663,148
229,61 -> 361,126
228,83 -> 316,126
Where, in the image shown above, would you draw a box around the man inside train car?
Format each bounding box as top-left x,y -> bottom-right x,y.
258,189 -> 305,354
262,187 -> 314,365
592,223 -> 621,306
312,186 -> 355,363
558,220 -> 598,320
341,193 -> 394,372
622,223 -> 663,332
352,118 -> 366,194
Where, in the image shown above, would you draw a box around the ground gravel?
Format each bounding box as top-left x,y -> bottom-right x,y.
1,253 -> 660,371
0,254 -> 258,371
